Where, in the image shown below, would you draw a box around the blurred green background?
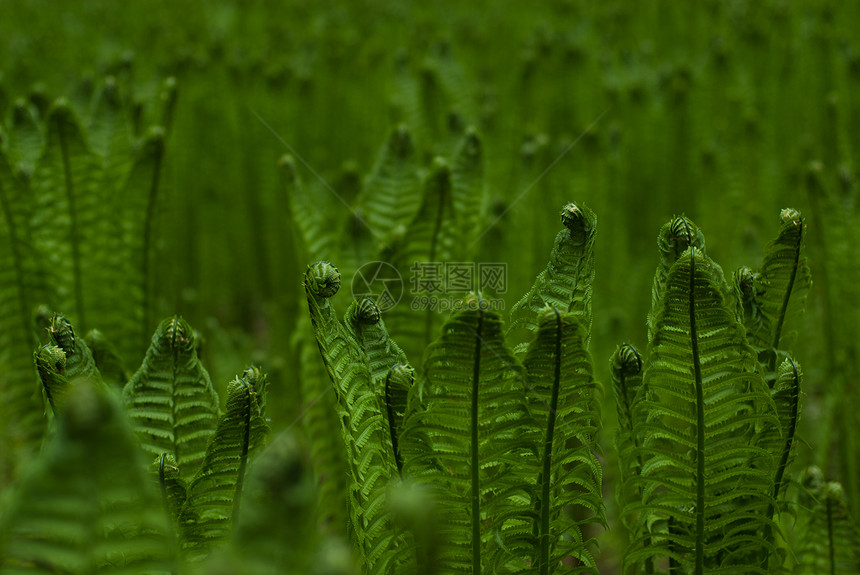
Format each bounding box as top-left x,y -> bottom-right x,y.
1,0 -> 859,561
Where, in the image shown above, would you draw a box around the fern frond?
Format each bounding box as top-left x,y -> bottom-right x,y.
117,126 -> 166,359
0,144 -> 45,475
34,344 -> 69,417
123,316 -> 220,481
304,261 -> 412,573
520,308 -> 604,574
47,313 -> 102,383
744,209 -> 811,362
30,100 -> 103,329
795,479 -> 860,574
450,127 -> 486,247
646,216 -> 706,344
610,344 -> 645,530
384,157 -> 457,355
400,301 -> 536,573
509,202 -> 597,349
628,247 -> 778,574
180,366 -> 270,560
281,154 -> 336,263
356,124 -> 421,239
0,380 -> 176,574
5,98 -> 43,175
153,452 -> 187,525
343,297 -> 412,473
295,312 -> 349,536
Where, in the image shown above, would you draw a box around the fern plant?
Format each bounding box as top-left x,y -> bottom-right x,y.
303,201 -> 604,574
0,79 -> 176,485
612,211 -> 816,574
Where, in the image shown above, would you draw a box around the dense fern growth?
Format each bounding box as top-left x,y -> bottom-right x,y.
625,241 -> 778,574
520,308 -> 604,574
123,316 -> 220,481
180,366 -> 270,559
400,301 -> 535,573
304,261 -> 412,574
0,380 -> 176,574
794,473 -> 860,575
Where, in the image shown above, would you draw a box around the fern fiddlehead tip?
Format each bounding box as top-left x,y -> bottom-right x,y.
162,316 -> 196,352
387,363 -> 415,388
49,313 -> 76,355
305,261 -> 341,298
780,207 -> 803,226
355,297 -> 381,324
612,343 -> 642,377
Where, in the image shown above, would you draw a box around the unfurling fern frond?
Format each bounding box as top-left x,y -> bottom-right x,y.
180,366 -> 270,560
34,313 -> 105,418
741,208 -> 811,369
0,380 -> 176,574
153,452 -> 187,526
646,215 -> 705,344
610,343 -> 646,532
304,261 -> 412,574
123,316 -> 220,481
517,308 -> 604,574
400,301 -> 536,573
509,202 -> 596,350
794,476 -> 860,574
627,246 -> 778,574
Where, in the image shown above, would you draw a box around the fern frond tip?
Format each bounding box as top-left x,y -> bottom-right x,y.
305,261 -> 341,298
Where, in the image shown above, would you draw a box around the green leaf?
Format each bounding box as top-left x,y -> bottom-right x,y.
0,380 -> 176,574
742,208 -> 811,362
400,301 -> 536,573
153,452 -> 187,526
509,202 -> 597,350
795,478 -> 860,575
610,344 -> 645,529
123,316 -> 220,481
180,366 -> 270,560
646,216 -> 706,344
627,247 -> 777,573
304,261 -> 411,574
356,124 -> 421,240
522,308 -> 604,574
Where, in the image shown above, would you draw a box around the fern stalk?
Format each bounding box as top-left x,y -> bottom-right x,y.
537,308 -> 562,575
688,245 -> 706,575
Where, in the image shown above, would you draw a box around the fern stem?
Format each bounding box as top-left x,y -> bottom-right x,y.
770,223 -> 802,366
158,453 -> 169,512
58,118 -> 86,328
169,317 -> 181,464
538,308 -> 562,575
471,309 -> 483,574
688,246 -> 705,575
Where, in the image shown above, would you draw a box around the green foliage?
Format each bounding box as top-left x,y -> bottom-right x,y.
0,380 -> 176,574
624,239 -> 780,573
123,316 -> 220,481
509,202 -> 597,349
794,472 -> 860,574
180,366 -> 270,559
304,261 -> 412,574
